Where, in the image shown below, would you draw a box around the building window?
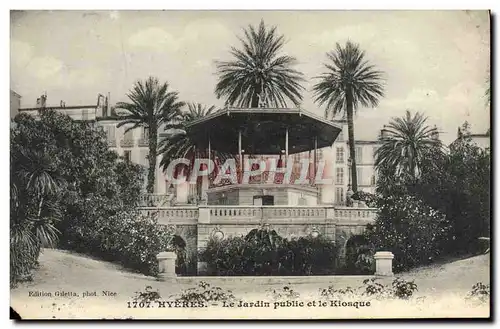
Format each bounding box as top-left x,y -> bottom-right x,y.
124,129 -> 133,141
336,168 -> 344,185
371,174 -> 376,186
337,131 -> 344,142
357,168 -> 362,185
143,127 -> 150,140
355,146 -> 362,163
335,187 -> 344,204
124,150 -> 131,162
336,147 -> 344,163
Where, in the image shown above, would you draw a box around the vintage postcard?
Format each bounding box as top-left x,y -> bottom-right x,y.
10,10 -> 491,320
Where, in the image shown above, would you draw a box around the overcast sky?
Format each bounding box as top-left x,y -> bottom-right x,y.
10,10 -> 490,144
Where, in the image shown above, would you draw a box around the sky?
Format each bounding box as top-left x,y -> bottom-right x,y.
10,10 -> 490,144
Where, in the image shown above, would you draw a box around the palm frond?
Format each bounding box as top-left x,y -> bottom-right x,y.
312,40 -> 385,119
215,20 -> 305,108
375,110 -> 443,181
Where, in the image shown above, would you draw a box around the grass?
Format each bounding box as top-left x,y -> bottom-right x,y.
10,249 -> 490,319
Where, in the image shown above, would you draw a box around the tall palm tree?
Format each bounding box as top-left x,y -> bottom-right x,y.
215,20 -> 305,108
374,110 -> 442,182
313,41 -> 385,193
116,77 -> 185,193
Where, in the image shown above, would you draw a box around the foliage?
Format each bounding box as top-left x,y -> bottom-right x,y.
62,209 -> 175,276
391,277 -> 418,299
466,282 -> 490,304
375,110 -> 442,182
351,191 -> 378,207
266,285 -> 300,300
319,286 -> 355,299
215,20 -> 305,108
361,278 -> 390,298
341,235 -> 375,275
115,76 -> 185,193
11,110 -> 170,280
173,281 -> 238,305
313,41 -> 385,193
414,122 -> 490,254
319,278 -> 418,301
201,228 -> 338,276
366,194 -> 450,272
132,286 -> 162,303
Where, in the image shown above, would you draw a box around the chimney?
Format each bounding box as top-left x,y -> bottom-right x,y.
40,93 -> 47,108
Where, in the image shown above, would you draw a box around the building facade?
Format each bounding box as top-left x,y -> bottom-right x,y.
320,120 -> 381,205
10,90 -> 22,119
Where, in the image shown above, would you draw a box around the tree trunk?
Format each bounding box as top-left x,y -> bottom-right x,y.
346,92 -> 358,194
147,124 -> 158,194
251,92 -> 259,108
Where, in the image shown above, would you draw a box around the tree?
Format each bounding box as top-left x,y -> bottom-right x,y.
159,103 -> 226,198
116,77 -> 185,193
10,133 -> 64,283
215,20 -> 305,108
313,41 -> 384,193
375,110 -> 441,182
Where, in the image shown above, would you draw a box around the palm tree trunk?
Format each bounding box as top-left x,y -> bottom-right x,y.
251,92 -> 259,108
346,92 -> 358,194
147,125 -> 158,194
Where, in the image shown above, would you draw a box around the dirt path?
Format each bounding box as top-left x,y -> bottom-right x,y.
11,249 -> 490,319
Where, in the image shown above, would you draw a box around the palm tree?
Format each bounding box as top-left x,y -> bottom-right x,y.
313,41 -> 385,193
158,103 -> 224,198
116,77 -> 185,193
374,110 -> 442,182
215,20 -> 305,108
11,145 -> 63,281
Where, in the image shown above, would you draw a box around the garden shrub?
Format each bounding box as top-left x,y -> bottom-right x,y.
11,110 -> 172,280
466,282 -> 490,304
174,281 -> 238,305
201,228 -> 338,276
319,278 -> 418,301
60,209 -> 175,276
365,194 -> 450,272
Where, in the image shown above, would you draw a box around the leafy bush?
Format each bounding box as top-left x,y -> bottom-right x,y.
319,286 -> 355,299
366,194 -> 450,272
466,282 -> 490,304
352,191 -> 378,207
60,209 -> 175,276
319,278 -> 418,301
266,285 -> 300,300
201,228 -> 338,276
11,110 -> 169,280
132,285 -> 162,303
361,278 -> 390,297
173,281 -> 238,305
391,277 -> 418,299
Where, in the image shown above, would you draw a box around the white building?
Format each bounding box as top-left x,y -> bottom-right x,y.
320,119 -> 381,205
